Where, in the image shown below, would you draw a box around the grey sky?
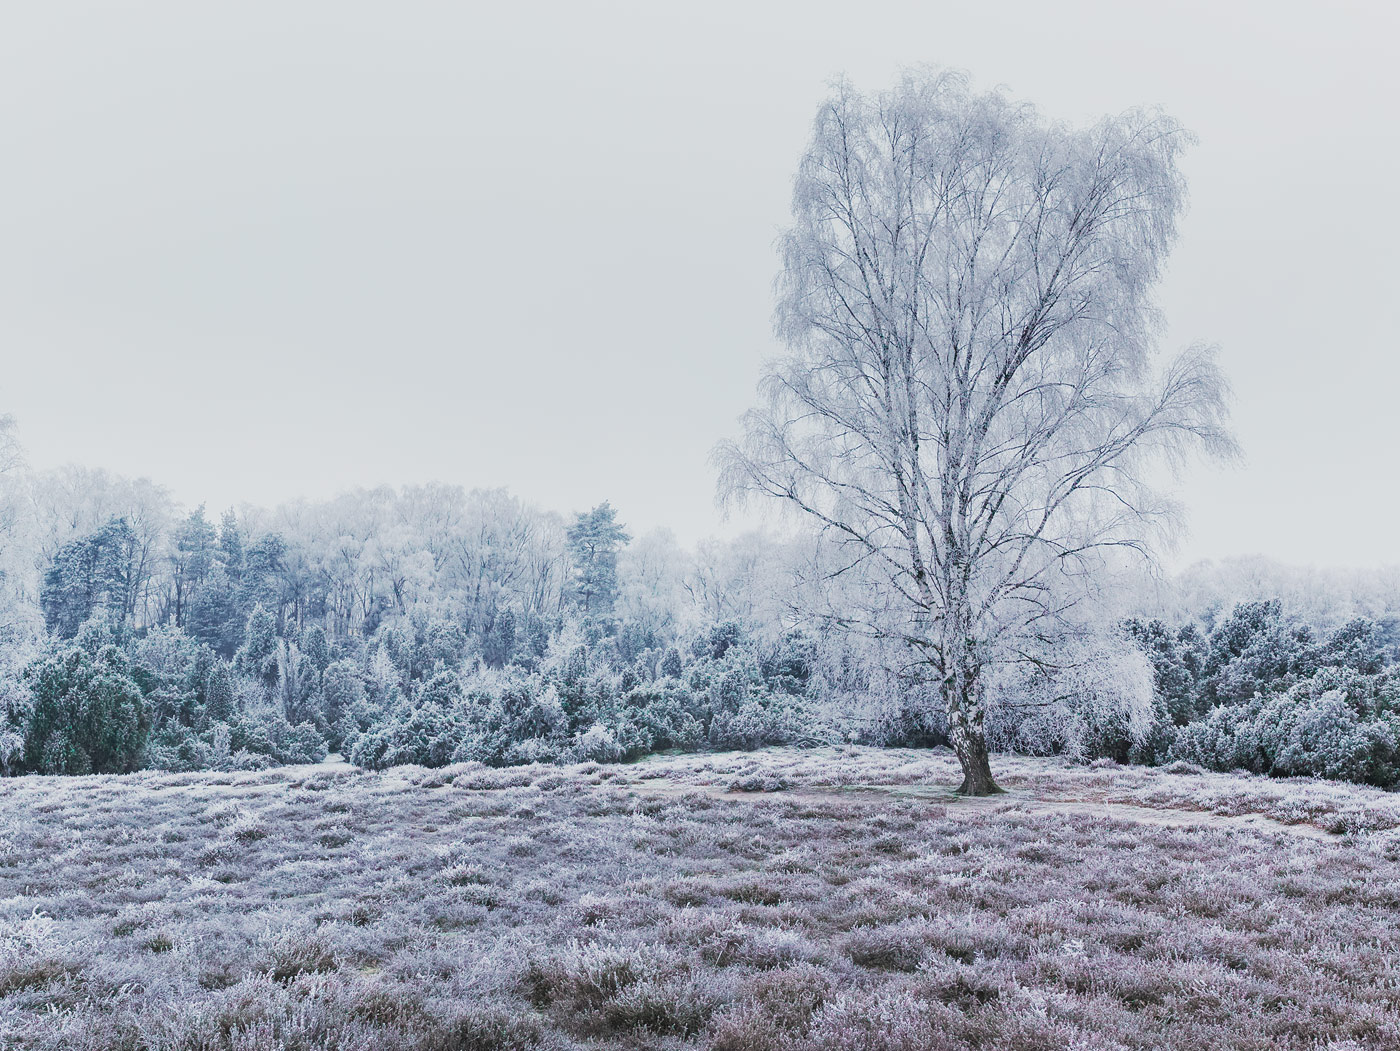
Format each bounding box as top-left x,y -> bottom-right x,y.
1,1 -> 1395,567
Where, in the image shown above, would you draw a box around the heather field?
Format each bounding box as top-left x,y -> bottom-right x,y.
5,748 -> 1400,1051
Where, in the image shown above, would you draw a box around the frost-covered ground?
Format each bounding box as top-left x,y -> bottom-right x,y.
3,748 -> 1400,1050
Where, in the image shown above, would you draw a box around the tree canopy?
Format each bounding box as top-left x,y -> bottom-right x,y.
722,70 -> 1235,793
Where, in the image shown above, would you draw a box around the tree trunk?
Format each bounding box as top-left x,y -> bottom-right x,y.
943,652 -> 1003,796
950,725 -> 1001,796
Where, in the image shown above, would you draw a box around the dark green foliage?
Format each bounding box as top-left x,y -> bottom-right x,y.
516,613 -> 554,668
613,620 -> 661,665
1124,618 -> 1201,725
379,620 -> 417,683
624,681 -> 705,751
418,670 -> 463,708
11,500 -> 835,779
169,507 -> 247,657
218,509 -> 244,581
186,565 -> 239,656
1127,601 -> 1400,787
22,637 -> 148,774
1200,600 -> 1314,706
420,619 -> 468,673
40,518 -> 140,638
14,599 -> 826,778
144,722 -> 216,772
1318,617 -> 1390,675
205,661 -> 237,723
230,711 -> 328,765
129,626 -> 205,728
25,575 -> 1400,792
171,506 -> 217,625
349,682 -> 466,769
1172,672 -> 1400,786
481,608 -> 516,668
760,631 -> 817,695
237,605 -> 280,689
707,699 -> 807,750
322,659 -> 367,749
302,625 -> 331,675
287,651 -> 322,725
699,621 -> 741,661
658,647 -> 684,679
239,533 -> 288,627
461,678 -> 569,766
566,502 -> 630,621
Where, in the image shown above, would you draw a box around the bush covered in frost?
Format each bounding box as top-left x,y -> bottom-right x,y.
1121,602 -> 1400,786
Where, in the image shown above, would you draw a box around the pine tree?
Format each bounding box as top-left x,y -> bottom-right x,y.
218,509 -> 245,584
171,506 -> 217,628
659,646 -> 684,679
237,604 -> 280,689
239,533 -> 287,629
566,502 -> 630,621
322,659 -> 366,748
205,661 -> 236,723
187,565 -> 238,657
302,625 -> 331,675
482,607 -> 516,668
288,651 -> 321,725
173,506 -> 248,656
40,518 -> 140,638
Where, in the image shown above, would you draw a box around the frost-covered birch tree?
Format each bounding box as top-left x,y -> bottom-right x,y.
720,71 -> 1235,794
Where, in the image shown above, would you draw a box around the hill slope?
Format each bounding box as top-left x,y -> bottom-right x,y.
3,748 -> 1399,1050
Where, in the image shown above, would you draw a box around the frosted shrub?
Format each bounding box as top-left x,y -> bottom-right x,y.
736,928 -> 816,969
624,682 -> 706,751
202,800 -> 242,825
500,736 -> 565,766
603,974 -> 716,1037
451,678 -> 570,767
572,723 -> 623,764
1169,702 -> 1265,774
229,812 -> 270,843
112,901 -> 164,936
236,712 -> 329,765
0,728 -> 25,775
523,940 -> 654,1010
0,909 -> 57,961
258,923 -> 338,983
707,698 -> 812,750
441,863 -> 489,887
434,838 -> 475,866
144,724 -> 217,771
1273,692 -> 1399,782
805,992 -> 941,1051
350,699 -> 463,770
315,824 -> 353,848
843,922 -> 928,971
987,629 -> 1156,762
1171,683 -> 1400,787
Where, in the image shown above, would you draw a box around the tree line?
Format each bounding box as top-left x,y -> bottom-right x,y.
4,453 -> 1400,791
0,472 -> 833,776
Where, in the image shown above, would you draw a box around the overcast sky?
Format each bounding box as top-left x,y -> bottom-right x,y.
1,1 -> 1395,567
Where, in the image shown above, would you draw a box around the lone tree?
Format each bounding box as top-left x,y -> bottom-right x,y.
720,71 -> 1234,794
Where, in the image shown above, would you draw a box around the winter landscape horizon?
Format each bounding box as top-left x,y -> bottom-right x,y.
3,3 -> 1399,1050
